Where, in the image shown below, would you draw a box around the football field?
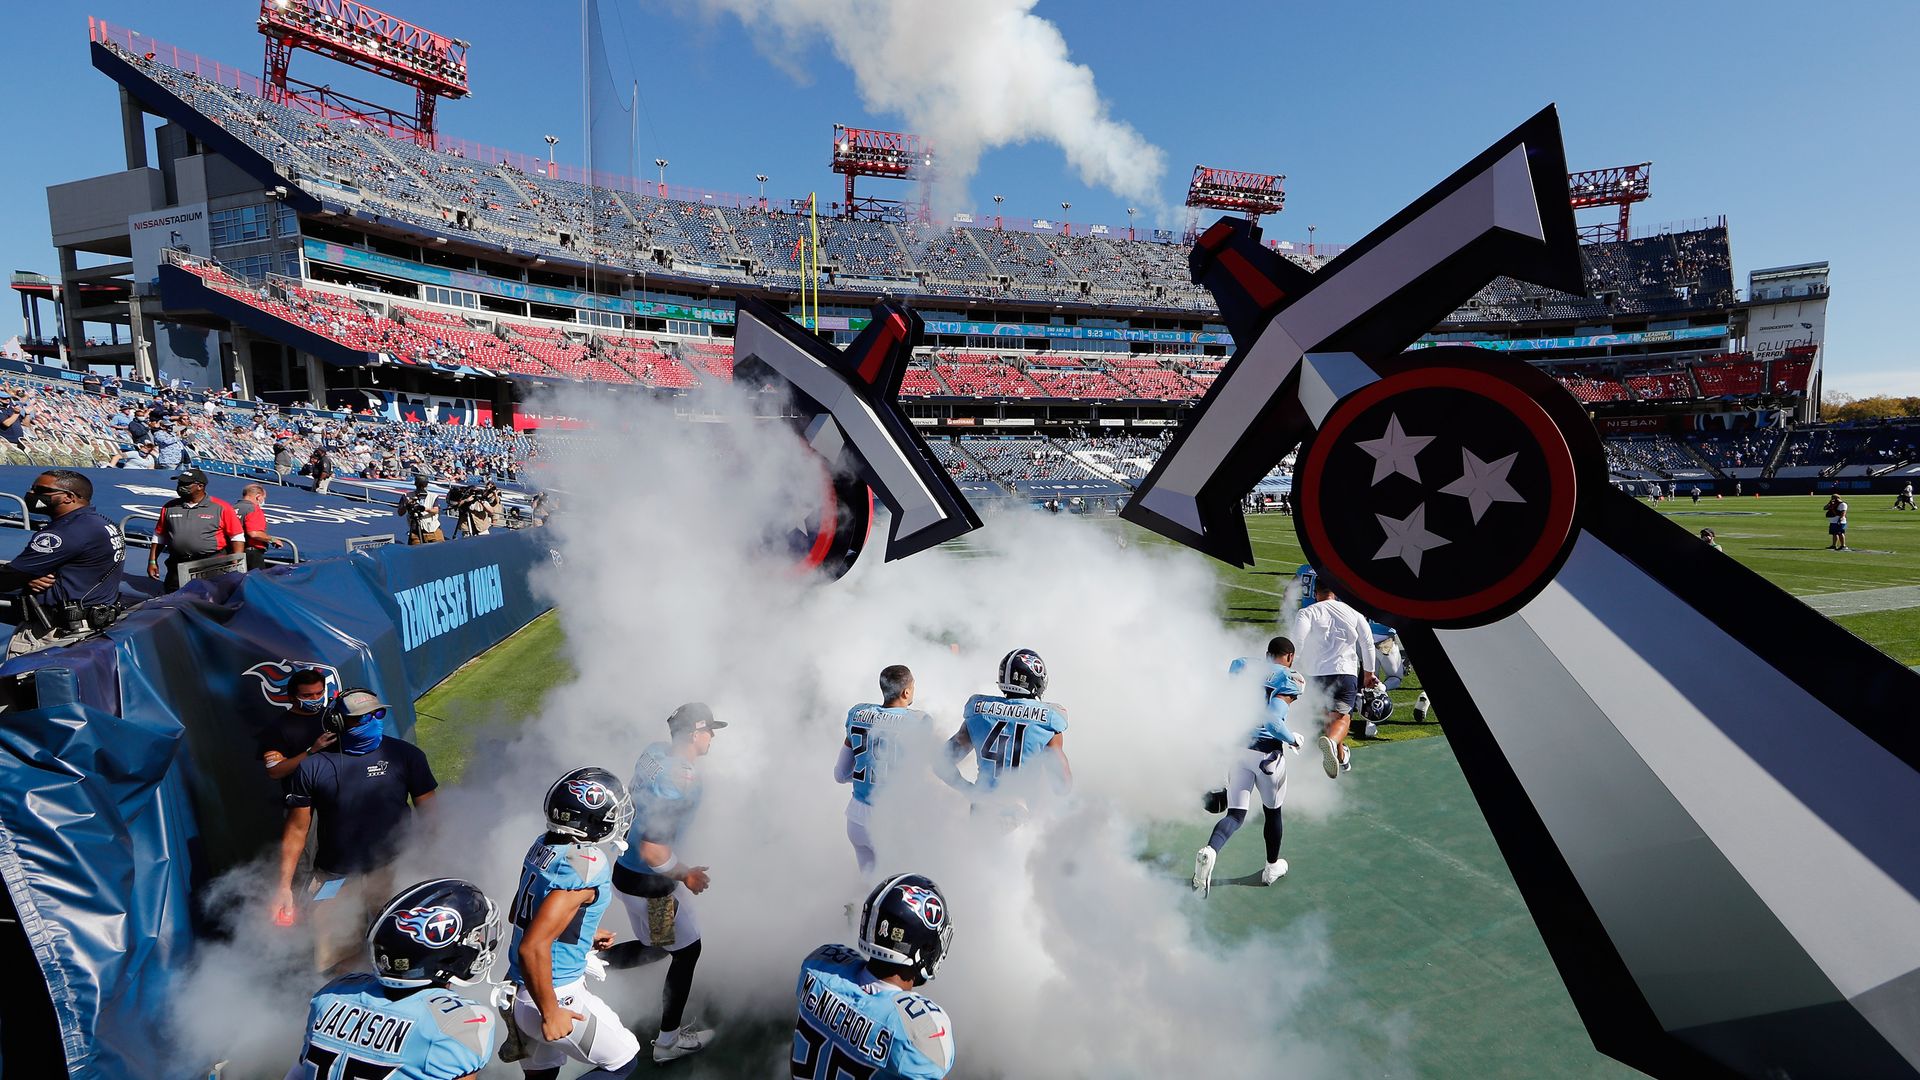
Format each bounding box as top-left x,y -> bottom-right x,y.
412,494 -> 1918,1075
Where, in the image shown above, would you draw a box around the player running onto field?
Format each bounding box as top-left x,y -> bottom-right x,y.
286,877 -> 500,1080
937,649 -> 1071,820
1195,638 -> 1304,896
836,664 -> 940,876
793,873 -> 957,1079
504,767 -> 647,1079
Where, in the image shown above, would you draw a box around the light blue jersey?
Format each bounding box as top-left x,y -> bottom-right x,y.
845,704 -> 936,805
961,694 -> 1068,791
615,741 -> 702,876
1230,658 -> 1303,750
793,944 -> 955,1080
290,972 -> 494,1080
505,837 -> 613,986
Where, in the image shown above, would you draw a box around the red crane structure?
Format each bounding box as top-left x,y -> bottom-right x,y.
259,0 -> 469,147
1567,163 -> 1651,244
829,125 -> 933,223
1184,165 -> 1285,241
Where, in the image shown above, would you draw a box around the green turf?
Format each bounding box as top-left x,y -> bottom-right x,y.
1647,493 -> 1920,595
410,611 -> 569,782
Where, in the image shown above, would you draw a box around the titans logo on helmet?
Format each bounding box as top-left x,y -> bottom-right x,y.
896,885 -> 944,929
242,660 -> 342,707
393,906 -> 463,948
565,778 -> 610,809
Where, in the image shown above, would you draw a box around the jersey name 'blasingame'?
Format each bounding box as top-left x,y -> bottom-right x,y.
961,694 -> 1068,790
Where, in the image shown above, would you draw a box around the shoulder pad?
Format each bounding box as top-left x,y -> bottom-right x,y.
426,989 -> 496,1055
891,993 -> 955,1074
1046,702 -> 1069,731
566,844 -> 612,886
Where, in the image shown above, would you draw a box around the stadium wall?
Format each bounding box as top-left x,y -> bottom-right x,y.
0,529 -> 556,1079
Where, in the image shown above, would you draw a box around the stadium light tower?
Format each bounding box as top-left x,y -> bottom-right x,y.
1567,162 -> 1651,244
544,134 -> 557,172
258,0 -> 470,147
1060,201 -> 1072,237
755,173 -> 769,207
830,124 -> 933,223
1126,206 -> 1137,241
1184,164 -> 1285,242
992,194 -> 1004,231
654,158 -> 669,194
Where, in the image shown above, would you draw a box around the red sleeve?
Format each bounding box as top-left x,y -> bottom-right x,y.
153,503 -> 170,538
219,503 -> 243,546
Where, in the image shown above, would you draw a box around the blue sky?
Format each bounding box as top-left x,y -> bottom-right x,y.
5,1 -> 1915,395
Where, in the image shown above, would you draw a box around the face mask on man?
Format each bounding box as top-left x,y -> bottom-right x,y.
340,710 -> 385,754
177,484 -> 197,498
290,695 -> 325,714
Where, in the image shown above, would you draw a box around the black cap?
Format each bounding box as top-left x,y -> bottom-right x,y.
667,702 -> 726,735
173,468 -> 208,486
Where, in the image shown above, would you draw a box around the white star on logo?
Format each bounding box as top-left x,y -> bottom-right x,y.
1373,502 -> 1450,577
1439,448 -> 1526,523
1353,414 -> 1434,486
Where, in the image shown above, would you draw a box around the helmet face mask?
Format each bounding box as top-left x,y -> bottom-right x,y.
543,766 -> 634,848
857,873 -> 953,985
997,648 -> 1047,699
367,878 -> 502,989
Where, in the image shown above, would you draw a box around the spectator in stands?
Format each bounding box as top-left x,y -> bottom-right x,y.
272,688 -> 437,974
302,447 -> 333,494
115,441 -> 158,469
398,475 -> 444,544
259,668 -> 337,784
153,422 -> 190,470
273,442 -> 299,485
125,410 -> 150,447
235,483 -> 290,570
1699,528 -> 1722,552
148,468 -> 244,591
0,390 -> 27,446
1825,494 -> 1849,551
0,470 -> 126,656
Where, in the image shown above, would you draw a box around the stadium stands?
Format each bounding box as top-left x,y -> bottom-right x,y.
1602,435 -> 1709,479
1691,355 -> 1766,397
108,41 -> 1742,330
1557,375 -> 1630,403
1623,370 -> 1695,402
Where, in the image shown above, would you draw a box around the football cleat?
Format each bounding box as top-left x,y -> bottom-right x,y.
1261,859 -> 1289,885
654,1023 -> 716,1063
1193,846 -> 1217,897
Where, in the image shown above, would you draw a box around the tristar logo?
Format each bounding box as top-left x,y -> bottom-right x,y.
565,778 -> 611,809
393,906 -> 462,948
1023,654 -> 1046,679
243,660 -> 342,708
896,885 -> 944,929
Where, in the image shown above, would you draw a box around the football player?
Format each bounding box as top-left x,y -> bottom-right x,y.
937,649 -> 1071,816
605,703 -> 722,1063
1196,638 -> 1303,896
285,877 -> 500,1080
836,664 -> 939,876
793,873 -> 957,1080
503,767 -> 647,1079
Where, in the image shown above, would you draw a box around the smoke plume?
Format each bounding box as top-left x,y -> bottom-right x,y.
169,380 -> 1364,1077
683,0 -> 1168,210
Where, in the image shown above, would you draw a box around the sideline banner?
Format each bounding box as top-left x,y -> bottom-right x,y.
0,527 -> 553,1079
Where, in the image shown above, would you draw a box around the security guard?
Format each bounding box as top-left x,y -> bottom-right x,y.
0,470 -> 126,656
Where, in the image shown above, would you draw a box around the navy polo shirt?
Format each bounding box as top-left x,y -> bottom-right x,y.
287,736 -> 436,876
2,505 -> 125,606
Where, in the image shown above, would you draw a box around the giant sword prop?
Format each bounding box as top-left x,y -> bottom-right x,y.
1124,106 -> 1920,1079
734,296 -> 982,578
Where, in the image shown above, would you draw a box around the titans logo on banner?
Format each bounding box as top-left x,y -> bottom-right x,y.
244,660 -> 343,707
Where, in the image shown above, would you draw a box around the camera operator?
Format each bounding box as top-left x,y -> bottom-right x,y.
397,475 -> 445,545
450,479 -> 501,538
0,470 -> 126,656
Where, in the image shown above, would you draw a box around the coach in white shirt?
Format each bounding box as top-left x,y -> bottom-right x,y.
1293,578 -> 1377,780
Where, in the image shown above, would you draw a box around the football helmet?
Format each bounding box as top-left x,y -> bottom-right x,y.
859,873 -> 954,985
1358,686 -> 1394,729
367,877 -> 502,989
543,766 -> 635,847
997,648 -> 1047,698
